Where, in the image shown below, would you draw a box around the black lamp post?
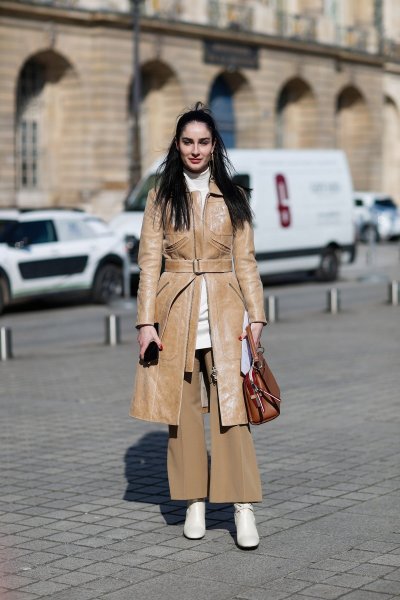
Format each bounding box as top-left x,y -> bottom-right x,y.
130,0 -> 143,186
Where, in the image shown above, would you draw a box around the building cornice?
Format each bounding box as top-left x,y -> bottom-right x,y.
0,0 -> 384,68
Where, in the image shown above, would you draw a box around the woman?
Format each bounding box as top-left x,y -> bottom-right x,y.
130,103 -> 266,549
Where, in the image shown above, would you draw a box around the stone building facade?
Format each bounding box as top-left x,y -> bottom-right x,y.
1,0 -> 400,218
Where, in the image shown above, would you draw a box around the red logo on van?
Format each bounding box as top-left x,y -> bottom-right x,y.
275,174 -> 291,228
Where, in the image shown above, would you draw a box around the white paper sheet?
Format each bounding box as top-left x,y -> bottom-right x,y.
241,310 -> 252,375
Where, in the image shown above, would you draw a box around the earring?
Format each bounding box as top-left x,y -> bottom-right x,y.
209,151 -> 214,177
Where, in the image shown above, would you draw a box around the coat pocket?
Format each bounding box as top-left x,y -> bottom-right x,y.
229,281 -> 246,307
156,280 -> 170,297
210,234 -> 233,253
164,235 -> 188,253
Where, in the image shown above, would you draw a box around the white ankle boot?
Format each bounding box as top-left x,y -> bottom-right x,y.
183,499 -> 206,539
234,503 -> 259,549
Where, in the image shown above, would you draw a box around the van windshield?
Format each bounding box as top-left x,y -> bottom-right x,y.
125,175 -> 157,211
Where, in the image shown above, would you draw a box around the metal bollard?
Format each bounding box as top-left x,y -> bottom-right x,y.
105,314 -> 121,346
326,288 -> 341,314
265,295 -> 279,323
0,326 -> 13,361
388,280 -> 399,306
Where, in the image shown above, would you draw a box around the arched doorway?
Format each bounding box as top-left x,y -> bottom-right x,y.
128,60 -> 183,174
15,50 -> 81,207
208,71 -> 257,149
335,85 -> 372,190
209,74 -> 235,148
275,77 -> 317,148
383,95 -> 400,202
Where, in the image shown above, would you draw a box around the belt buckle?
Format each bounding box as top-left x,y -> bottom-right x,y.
193,259 -> 202,274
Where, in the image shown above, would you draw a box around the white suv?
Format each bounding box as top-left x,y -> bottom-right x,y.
0,209 -> 127,314
353,192 -> 400,242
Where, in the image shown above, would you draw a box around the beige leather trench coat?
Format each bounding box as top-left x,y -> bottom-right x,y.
130,179 -> 266,427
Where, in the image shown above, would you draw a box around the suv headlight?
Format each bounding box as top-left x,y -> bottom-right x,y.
125,235 -> 139,263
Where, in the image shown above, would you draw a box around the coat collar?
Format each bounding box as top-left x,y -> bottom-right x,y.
209,177 -> 223,197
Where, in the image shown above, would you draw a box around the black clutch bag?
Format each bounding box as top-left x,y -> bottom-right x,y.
143,323 -> 159,363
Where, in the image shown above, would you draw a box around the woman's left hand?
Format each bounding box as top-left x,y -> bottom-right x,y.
239,321 -> 264,349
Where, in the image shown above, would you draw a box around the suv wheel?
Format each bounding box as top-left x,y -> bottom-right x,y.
0,278 -> 7,315
316,248 -> 339,282
92,264 -> 123,304
361,224 -> 379,244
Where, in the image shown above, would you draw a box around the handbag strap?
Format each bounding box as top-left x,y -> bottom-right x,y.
245,324 -> 261,363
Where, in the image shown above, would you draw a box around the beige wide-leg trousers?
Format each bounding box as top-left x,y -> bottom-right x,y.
167,348 -> 262,503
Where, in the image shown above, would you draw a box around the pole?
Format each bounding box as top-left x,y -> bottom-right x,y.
105,315 -> 121,347
0,327 -> 13,361
265,295 -> 279,323
388,281 -> 399,306
326,288 -> 341,314
131,0 -> 142,186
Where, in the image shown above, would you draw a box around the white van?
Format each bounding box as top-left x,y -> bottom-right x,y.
110,149 -> 356,281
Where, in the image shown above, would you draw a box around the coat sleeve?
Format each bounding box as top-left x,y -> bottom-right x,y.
232,220 -> 267,325
136,189 -> 164,327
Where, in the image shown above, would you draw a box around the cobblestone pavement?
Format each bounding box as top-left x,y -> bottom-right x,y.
1,252 -> 400,599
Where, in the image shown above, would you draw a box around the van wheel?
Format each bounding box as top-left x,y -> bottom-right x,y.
92,264 -> 123,304
316,248 -> 339,282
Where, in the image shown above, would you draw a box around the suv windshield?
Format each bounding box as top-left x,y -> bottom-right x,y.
125,175 -> 157,211
374,198 -> 396,209
0,220 -> 18,243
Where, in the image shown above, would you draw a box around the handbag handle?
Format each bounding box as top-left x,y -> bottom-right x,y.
245,324 -> 260,362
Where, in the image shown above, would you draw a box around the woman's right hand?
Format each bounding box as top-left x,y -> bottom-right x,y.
137,325 -> 163,360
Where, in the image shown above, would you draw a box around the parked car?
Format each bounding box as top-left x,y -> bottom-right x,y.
0,209 -> 126,314
353,192 -> 400,242
110,149 -> 356,282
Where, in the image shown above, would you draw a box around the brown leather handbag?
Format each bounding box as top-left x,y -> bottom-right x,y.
243,325 -> 281,425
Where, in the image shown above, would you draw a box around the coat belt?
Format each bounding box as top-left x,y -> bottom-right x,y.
164,258 -> 233,273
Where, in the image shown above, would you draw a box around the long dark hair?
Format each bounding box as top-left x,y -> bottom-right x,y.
154,102 -> 252,231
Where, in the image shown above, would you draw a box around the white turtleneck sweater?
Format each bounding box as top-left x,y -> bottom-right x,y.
183,167 -> 212,349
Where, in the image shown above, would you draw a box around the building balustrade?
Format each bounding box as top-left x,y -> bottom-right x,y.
208,1 -> 253,32
10,0 -> 400,59
383,38 -> 400,61
26,0 -> 80,6
276,11 -> 317,42
335,25 -> 370,52
142,0 -> 183,20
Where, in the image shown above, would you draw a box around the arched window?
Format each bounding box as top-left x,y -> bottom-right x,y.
335,85 -> 372,189
16,60 -> 45,189
209,75 -> 235,148
275,77 -> 317,148
128,60 -> 183,177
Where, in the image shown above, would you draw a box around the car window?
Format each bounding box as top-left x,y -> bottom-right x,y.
7,220 -> 57,245
56,219 -> 94,241
374,198 -> 396,209
125,174 -> 157,211
354,199 -> 364,207
233,174 -> 250,189
84,217 -> 110,236
0,220 -> 18,242
233,174 -> 251,200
